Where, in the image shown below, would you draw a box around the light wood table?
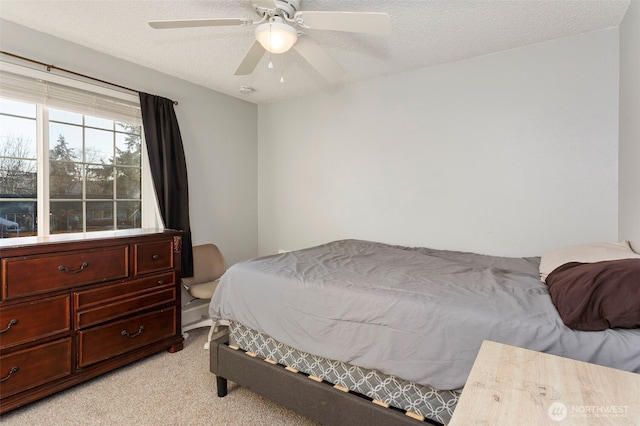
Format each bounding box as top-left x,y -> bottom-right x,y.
449,340 -> 640,425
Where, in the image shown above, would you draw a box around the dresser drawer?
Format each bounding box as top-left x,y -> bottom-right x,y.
2,246 -> 129,300
0,296 -> 70,349
0,338 -> 72,398
78,307 -> 176,368
75,273 -> 176,329
134,240 -> 174,276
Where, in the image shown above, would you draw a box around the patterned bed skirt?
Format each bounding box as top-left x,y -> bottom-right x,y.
229,321 -> 459,425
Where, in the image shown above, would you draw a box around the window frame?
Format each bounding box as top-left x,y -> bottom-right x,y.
0,61 -> 163,239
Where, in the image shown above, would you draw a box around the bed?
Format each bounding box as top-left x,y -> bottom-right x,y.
208,239 -> 640,425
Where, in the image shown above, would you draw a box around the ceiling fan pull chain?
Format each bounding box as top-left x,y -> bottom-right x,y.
280,54 -> 285,83
268,25 -> 274,69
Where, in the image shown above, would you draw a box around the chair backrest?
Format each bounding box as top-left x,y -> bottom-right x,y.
182,244 -> 226,287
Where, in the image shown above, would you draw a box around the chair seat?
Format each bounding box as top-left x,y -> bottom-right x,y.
188,280 -> 219,299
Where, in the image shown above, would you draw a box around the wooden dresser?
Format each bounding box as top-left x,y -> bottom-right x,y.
0,229 -> 184,414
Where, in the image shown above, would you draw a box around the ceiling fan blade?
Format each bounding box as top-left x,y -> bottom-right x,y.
294,11 -> 391,35
149,18 -> 252,29
234,40 -> 266,75
293,36 -> 345,83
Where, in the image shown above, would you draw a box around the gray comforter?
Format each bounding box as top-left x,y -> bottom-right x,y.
209,239 -> 640,391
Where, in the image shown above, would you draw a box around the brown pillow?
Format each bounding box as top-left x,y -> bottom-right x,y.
546,259 -> 640,331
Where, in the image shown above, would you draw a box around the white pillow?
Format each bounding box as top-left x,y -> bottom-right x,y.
539,241 -> 640,282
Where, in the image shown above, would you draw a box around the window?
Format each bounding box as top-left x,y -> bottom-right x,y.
0,62 -> 160,239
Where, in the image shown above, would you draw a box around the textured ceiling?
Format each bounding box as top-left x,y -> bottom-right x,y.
0,0 -> 631,104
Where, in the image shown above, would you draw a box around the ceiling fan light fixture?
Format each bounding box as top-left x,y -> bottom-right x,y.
255,20 -> 298,54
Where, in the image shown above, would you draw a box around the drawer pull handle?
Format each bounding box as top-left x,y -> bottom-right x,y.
121,325 -> 145,338
0,318 -> 18,334
58,261 -> 89,274
157,280 -> 164,285
0,366 -> 19,383
152,254 -> 159,260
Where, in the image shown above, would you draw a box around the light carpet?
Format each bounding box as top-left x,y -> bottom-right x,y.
1,328 -> 318,426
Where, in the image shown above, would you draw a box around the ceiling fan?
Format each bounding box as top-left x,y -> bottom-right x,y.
149,0 -> 391,83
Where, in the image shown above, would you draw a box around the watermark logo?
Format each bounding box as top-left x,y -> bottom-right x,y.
548,402 -> 567,421
548,402 -> 629,421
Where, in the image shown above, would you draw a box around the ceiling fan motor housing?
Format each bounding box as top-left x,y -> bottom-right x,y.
254,0 -> 300,19
276,0 -> 300,17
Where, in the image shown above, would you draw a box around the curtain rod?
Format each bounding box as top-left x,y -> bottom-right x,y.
0,50 -> 178,105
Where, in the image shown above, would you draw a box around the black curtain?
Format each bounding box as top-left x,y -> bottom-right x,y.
139,92 -> 193,277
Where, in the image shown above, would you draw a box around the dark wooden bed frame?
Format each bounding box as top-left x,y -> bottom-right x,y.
210,333 -> 443,426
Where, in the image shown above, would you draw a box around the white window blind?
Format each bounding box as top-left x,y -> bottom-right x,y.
0,62 -> 142,125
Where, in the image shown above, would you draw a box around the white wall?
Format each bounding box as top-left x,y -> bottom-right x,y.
0,20 -> 259,266
2,19 -> 625,262
619,1 -> 640,252
258,29 -> 620,257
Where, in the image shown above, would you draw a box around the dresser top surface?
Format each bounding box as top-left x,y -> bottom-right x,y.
0,228 -> 179,251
